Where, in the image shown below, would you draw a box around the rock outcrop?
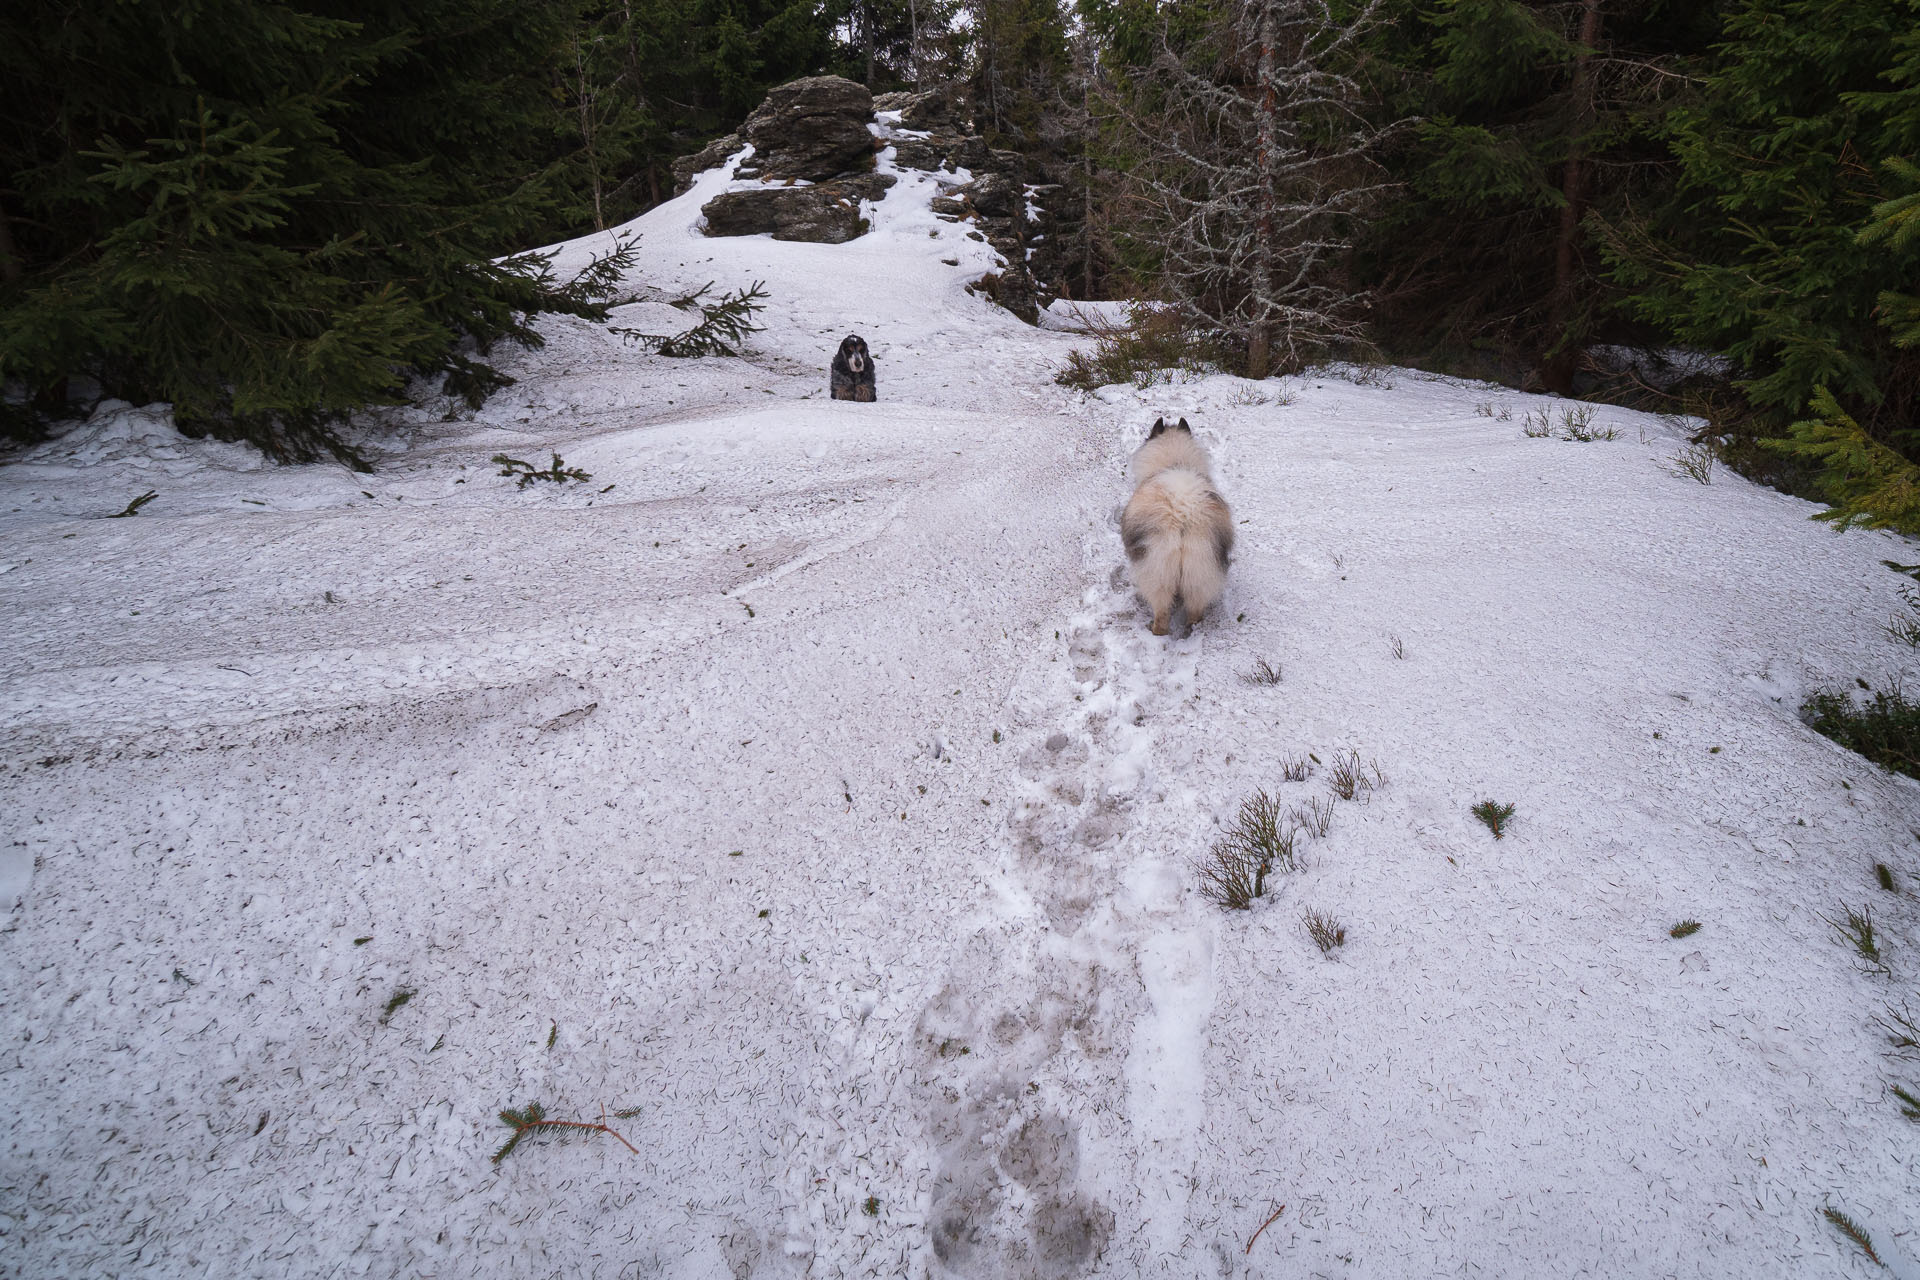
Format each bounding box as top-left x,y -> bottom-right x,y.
737,76 -> 875,182
673,78 -> 1073,320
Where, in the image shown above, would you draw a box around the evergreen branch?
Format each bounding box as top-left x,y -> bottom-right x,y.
492,1101 -> 639,1165
1821,1206 -> 1883,1267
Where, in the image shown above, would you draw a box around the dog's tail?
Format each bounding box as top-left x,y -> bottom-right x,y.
1176,517 -> 1230,618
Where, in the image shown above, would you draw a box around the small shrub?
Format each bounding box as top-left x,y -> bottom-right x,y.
1892,1084 -> 1920,1121
1887,585 -> 1920,648
1245,657 -> 1283,686
1196,789 -> 1300,910
1473,401 -> 1494,418
1669,920 -> 1702,939
1881,1003 -> 1920,1052
1055,305 -> 1225,391
1471,800 -> 1515,839
1556,405 -> 1617,441
1280,753 -> 1313,782
494,452 -> 592,488
1667,442 -> 1717,484
1327,749 -> 1381,801
1824,903 -> 1884,968
1877,862 -> 1897,891
1304,909 -> 1347,955
1802,684 -> 1920,779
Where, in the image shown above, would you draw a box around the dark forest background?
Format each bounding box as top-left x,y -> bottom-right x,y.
1,0 -> 1916,531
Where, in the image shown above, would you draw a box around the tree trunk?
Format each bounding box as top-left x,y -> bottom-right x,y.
863,1 -> 876,87
1541,0 -> 1603,396
1246,0 -> 1281,380
909,0 -> 921,90
0,198 -> 21,286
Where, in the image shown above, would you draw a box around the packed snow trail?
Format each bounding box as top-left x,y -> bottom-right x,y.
4,140 -> 1920,1279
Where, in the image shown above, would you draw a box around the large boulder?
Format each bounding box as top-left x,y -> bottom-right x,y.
739,76 -> 875,181
701,174 -> 897,244
671,133 -> 742,196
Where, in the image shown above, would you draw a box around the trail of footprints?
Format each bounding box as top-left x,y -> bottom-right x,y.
906,544 -> 1209,1277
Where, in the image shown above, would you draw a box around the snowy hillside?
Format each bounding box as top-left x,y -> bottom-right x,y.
4,141 -> 1919,1278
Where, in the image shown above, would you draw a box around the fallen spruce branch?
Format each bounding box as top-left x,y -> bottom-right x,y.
492,1101 -> 639,1164
109,490 -> 158,518
493,453 -> 591,488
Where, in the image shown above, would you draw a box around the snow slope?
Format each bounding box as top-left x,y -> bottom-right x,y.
3,143 -> 1919,1279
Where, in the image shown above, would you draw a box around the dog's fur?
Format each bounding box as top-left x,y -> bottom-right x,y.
1121,417 -> 1233,636
830,334 -> 876,402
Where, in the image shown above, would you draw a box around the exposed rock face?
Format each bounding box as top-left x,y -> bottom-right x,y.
700,174 -> 897,244
671,133 -> 741,196
674,78 -> 1074,315
738,76 -> 875,182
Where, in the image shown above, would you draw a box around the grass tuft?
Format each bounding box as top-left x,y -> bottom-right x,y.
1471,800 -> 1515,839
1877,862 -> 1897,892
1245,657 -> 1284,686
1327,748 -> 1382,801
1291,796 -> 1334,839
1667,441 -> 1717,484
1304,909 -> 1347,955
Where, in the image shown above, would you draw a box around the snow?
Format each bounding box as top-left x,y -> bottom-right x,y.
4,141 -> 1920,1280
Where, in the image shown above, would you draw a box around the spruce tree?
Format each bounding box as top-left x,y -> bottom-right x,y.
1354,0 -> 1719,389
0,0 -> 626,465
1605,0 -> 1920,527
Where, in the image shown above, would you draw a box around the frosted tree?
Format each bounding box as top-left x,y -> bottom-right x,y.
1117,0 -> 1394,378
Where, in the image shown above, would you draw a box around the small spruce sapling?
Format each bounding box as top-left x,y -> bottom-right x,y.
1471,800 -> 1515,839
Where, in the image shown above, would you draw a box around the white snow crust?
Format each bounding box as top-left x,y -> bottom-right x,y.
4,143 -> 1920,1279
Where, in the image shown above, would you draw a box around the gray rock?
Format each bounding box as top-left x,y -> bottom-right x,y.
740,75 -> 875,181
961,172 -> 1021,218
897,90 -> 966,132
671,133 -> 742,196
700,174 -> 896,244
889,139 -> 946,172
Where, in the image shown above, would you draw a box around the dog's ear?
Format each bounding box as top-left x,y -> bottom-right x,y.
1148,417 -> 1166,438
1176,417 -> 1191,433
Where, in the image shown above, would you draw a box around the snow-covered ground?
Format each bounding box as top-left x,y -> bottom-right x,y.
4,145 -> 1920,1280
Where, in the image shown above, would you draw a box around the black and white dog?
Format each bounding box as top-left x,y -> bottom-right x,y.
830,335 -> 876,402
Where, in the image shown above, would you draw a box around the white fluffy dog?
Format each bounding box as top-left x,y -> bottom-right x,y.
1120,417 -> 1233,636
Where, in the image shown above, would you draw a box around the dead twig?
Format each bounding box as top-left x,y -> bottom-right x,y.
1246,1203 -> 1286,1253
